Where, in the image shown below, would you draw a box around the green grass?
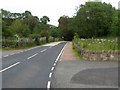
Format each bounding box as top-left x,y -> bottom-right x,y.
72,44 -> 83,58
73,38 -> 118,51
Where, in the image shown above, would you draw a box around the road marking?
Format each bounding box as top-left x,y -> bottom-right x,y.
3,55 -> 9,57
55,43 -> 67,63
51,67 -> 54,71
49,72 -> 53,78
49,46 -> 52,48
55,60 -> 57,63
27,53 -> 38,60
47,81 -> 51,90
0,62 -> 20,72
10,53 -> 15,55
41,49 -> 47,52
16,52 -> 20,54
46,42 -> 67,90
53,63 -> 56,66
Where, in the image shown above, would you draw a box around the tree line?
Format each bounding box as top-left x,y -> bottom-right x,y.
2,9 -> 60,42
58,1 -> 119,41
1,1 -> 120,42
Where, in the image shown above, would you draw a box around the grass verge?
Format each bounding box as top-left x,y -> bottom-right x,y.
72,44 -> 83,59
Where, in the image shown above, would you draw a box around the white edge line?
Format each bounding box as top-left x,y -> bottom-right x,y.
49,72 -> 53,78
46,42 -> 67,90
0,62 -> 20,72
55,42 -> 67,63
53,63 -> 56,66
51,67 -> 54,71
27,53 -> 38,60
47,81 -> 51,90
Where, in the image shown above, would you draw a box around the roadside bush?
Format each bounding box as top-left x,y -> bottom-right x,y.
2,38 -> 17,48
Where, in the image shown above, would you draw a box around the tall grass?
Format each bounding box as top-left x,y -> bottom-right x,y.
73,37 -> 118,51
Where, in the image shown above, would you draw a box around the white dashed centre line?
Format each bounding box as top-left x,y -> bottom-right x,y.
3,55 -> 9,57
41,49 -> 47,52
49,46 -> 52,48
27,53 -> 38,60
0,62 -> 20,72
10,53 -> 15,55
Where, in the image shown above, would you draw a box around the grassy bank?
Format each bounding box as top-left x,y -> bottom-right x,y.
73,38 -> 118,51
72,45 -> 83,58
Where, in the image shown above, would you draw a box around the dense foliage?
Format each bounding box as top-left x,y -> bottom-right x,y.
1,9 -> 61,48
58,1 -> 119,40
1,1 -> 119,47
1,9 -> 55,38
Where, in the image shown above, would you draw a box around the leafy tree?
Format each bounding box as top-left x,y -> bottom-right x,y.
50,27 -> 61,38
109,9 -> 118,37
33,24 -> 42,34
2,20 -> 14,37
39,16 -> 51,42
58,15 -> 74,41
74,2 -> 116,38
40,16 -> 50,24
23,10 -> 32,18
8,19 -> 30,37
1,9 -> 11,18
23,16 -> 39,34
58,15 -> 69,40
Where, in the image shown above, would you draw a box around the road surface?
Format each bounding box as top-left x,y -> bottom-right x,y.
1,42 -> 66,89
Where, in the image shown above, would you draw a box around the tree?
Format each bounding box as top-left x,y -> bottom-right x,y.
74,2 -> 116,38
23,16 -> 39,34
58,15 -> 74,41
24,10 -> 32,18
109,8 -> 118,37
8,19 -> 30,37
39,16 -> 50,42
2,20 -> 14,37
50,27 -> 61,39
40,16 -> 50,24
1,9 -> 11,18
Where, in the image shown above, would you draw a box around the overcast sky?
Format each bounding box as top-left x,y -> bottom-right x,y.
0,0 -> 119,26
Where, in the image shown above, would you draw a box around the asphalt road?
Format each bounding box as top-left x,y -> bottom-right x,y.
51,60 -> 118,89
1,42 -> 66,89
